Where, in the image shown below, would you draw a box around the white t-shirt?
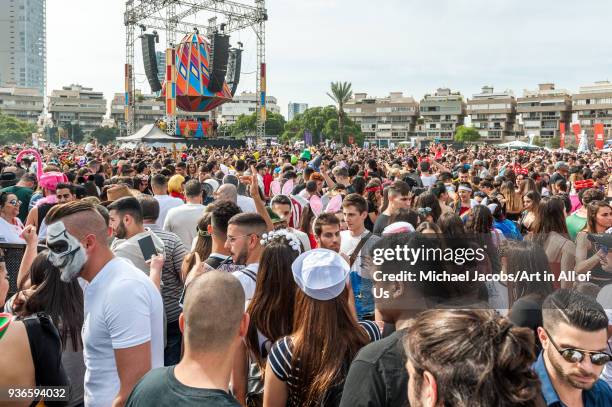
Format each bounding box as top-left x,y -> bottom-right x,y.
82,257 -> 164,407
163,203 -> 206,248
154,195 -> 184,228
236,195 -> 257,213
421,174 -> 438,188
231,263 -> 259,308
0,217 -> 25,243
596,285 -> 612,388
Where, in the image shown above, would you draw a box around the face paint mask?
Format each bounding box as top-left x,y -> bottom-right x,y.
47,221 -> 88,282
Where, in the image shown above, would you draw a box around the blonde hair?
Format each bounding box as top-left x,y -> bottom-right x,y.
168,174 -> 185,194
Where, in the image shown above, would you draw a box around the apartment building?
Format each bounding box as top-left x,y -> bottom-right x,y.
0,86 -> 43,123
572,80 -> 612,138
219,91 -> 281,125
419,88 -> 466,140
345,92 -> 419,144
516,83 -> 571,139
466,86 -> 517,142
48,84 -> 106,134
288,102 -> 308,121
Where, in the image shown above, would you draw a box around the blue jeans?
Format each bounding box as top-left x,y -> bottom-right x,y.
164,320 -> 182,366
349,271 -> 375,320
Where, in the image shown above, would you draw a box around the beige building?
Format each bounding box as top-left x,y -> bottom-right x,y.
467,86 -> 517,142
111,90 -> 215,135
419,88 -> 466,141
48,84 -> 106,134
345,92 -> 419,144
572,80 -> 612,138
516,83 -> 571,140
0,86 -> 43,123
219,91 -> 281,125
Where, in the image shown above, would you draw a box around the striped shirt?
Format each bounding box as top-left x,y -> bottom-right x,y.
147,224 -> 187,323
268,320 -> 382,406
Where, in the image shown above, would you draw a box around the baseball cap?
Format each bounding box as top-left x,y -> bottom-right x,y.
204,178 -> 220,192
555,161 -> 569,170
291,249 -> 350,301
382,222 -> 415,236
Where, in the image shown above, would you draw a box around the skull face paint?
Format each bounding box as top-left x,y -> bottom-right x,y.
46,221 -> 88,282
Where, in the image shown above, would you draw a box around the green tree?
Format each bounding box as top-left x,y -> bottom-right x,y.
326,81 -> 353,145
90,127 -> 119,144
230,110 -> 286,138
281,105 -> 363,146
0,113 -> 37,144
454,125 -> 481,143
62,122 -> 85,144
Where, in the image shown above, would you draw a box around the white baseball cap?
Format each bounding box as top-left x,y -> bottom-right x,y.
291,249 -> 350,301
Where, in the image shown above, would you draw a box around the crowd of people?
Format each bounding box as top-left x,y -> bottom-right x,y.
0,140 -> 611,406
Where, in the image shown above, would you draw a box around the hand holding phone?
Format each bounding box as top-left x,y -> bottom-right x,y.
138,235 -> 158,262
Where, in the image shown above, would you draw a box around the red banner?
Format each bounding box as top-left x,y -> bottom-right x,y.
559,122 -> 566,149
571,123 -> 581,144
594,123 -> 605,150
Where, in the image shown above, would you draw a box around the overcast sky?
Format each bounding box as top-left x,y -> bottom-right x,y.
47,0 -> 612,117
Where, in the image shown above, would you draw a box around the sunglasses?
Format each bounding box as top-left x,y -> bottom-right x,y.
8,199 -> 21,206
545,328 -> 612,366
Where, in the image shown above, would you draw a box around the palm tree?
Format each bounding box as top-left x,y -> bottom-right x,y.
326,81 -> 353,145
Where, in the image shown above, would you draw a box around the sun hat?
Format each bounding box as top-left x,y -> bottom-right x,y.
291,249 -> 350,301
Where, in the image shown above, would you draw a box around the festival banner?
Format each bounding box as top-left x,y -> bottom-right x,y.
594,123 -> 605,150
559,122 -> 566,149
304,130 -> 313,146
571,123 -> 581,144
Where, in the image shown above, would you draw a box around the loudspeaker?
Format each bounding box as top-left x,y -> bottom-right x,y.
141,34 -> 162,92
226,47 -> 243,97
208,33 -> 230,93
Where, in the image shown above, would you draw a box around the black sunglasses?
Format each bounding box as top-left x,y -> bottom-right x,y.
545,328 -> 612,366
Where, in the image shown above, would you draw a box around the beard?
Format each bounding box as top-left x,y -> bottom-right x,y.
547,347 -> 599,390
232,245 -> 249,266
115,220 -> 128,240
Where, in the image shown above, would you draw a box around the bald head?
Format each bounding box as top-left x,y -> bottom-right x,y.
46,201 -> 109,244
183,271 -> 245,353
216,184 -> 238,204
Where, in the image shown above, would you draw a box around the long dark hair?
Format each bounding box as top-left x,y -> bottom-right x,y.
465,205 -> 493,234
502,241 -> 553,305
246,236 -> 299,368
437,212 -> 465,237
586,201 -> 611,233
182,213 -> 213,280
16,252 -> 84,351
531,196 -> 569,246
290,287 -> 369,406
415,191 -> 442,222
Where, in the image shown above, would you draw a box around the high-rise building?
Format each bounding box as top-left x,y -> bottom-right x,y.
0,86 -> 44,123
572,80 -> 612,139
287,102 -> 308,121
345,92 -> 419,144
219,91 -> 281,125
48,84 -> 107,134
466,86 -> 517,142
419,88 -> 466,140
0,0 -> 46,97
517,83 -> 571,140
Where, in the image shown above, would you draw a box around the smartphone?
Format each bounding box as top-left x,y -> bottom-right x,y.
138,235 -> 158,262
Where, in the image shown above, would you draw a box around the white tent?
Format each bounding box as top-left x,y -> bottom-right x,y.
117,124 -> 185,142
497,140 -> 542,150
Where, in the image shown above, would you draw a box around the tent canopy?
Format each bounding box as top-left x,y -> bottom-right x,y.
498,140 -> 542,150
117,124 -> 185,142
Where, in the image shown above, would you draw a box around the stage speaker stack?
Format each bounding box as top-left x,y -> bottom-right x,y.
141,33 -> 162,92
208,33 -> 230,93
226,47 -> 243,96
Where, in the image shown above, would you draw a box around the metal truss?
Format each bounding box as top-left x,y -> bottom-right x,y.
124,0 -> 266,139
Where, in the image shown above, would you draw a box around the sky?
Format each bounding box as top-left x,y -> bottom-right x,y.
47,0 -> 612,118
